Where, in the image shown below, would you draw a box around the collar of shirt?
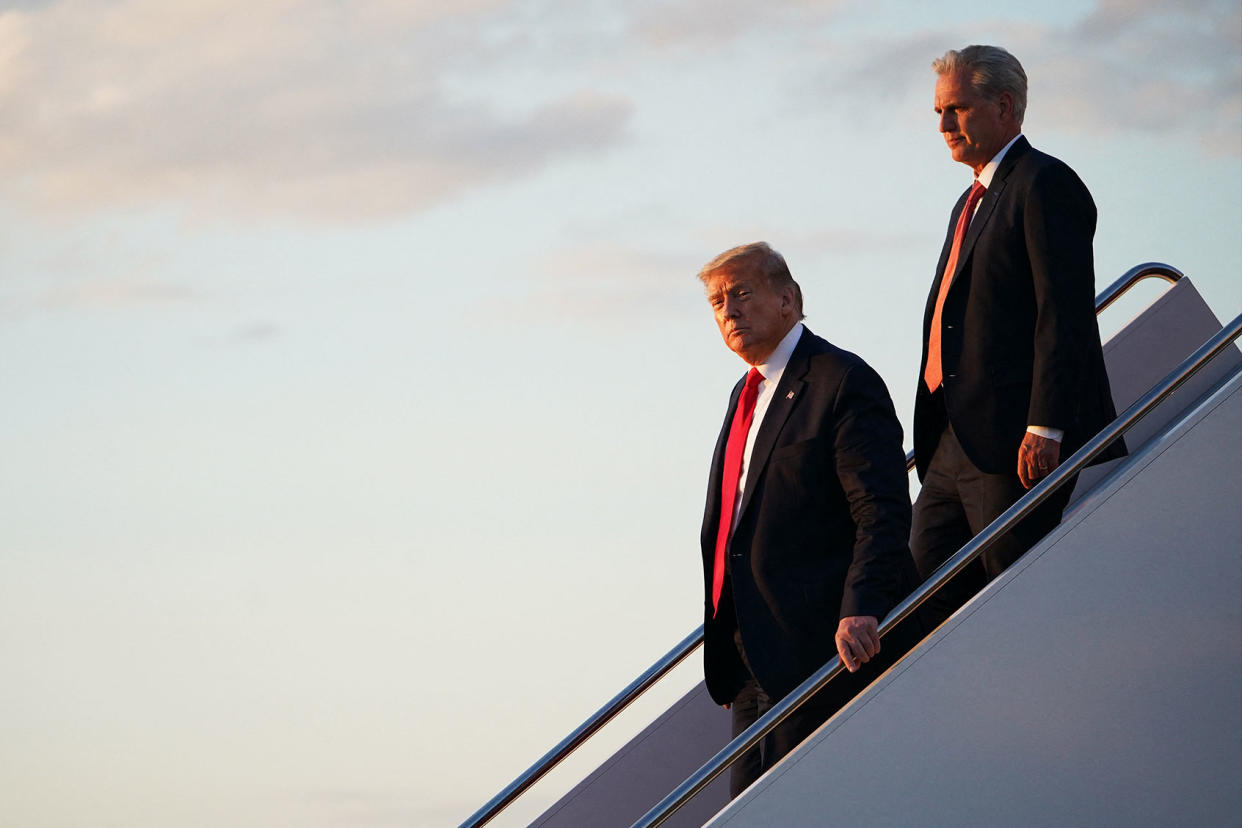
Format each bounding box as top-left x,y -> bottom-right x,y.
976,133 -> 1023,189
753,321 -> 804,396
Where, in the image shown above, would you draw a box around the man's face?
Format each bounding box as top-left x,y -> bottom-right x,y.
934,69 -> 1014,175
704,268 -> 795,366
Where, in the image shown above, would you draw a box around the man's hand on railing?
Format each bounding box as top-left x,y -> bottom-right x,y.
1018,431 -> 1061,489
835,615 -> 880,673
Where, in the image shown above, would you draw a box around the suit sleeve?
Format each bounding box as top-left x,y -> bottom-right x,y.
1023,162 -> 1099,430
830,363 -> 914,620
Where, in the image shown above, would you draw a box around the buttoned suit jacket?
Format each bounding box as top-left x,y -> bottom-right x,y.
700,327 -> 917,705
913,137 -> 1126,480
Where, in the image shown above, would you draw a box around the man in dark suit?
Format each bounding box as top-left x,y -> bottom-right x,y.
697,242 -> 919,797
912,45 -> 1125,626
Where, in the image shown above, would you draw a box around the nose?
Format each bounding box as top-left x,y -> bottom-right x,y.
721,295 -> 740,318
939,110 -> 955,134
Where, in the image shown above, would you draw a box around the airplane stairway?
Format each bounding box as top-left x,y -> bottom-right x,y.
708,329 -> 1242,827
462,268 -> 1242,828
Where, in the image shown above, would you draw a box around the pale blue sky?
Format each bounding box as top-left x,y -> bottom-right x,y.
1,1 -> 1239,826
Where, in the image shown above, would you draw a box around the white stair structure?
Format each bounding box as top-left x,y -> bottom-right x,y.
711,363 -> 1242,827
511,274 -> 1242,828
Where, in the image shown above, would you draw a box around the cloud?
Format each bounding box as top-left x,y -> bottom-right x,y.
0,0 -> 633,222
3,0 -> 1233,231
40,278 -> 196,310
819,4 -> 1240,157
629,0 -> 848,45
477,215 -> 926,330
229,321 -> 281,344
486,241 -> 701,325
1038,0 -> 1242,155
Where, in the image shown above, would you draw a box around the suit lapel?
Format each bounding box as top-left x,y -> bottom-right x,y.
923,186 -> 971,329
941,136 -> 1031,297
701,375 -> 745,551
950,180 -> 1001,283
733,330 -> 811,524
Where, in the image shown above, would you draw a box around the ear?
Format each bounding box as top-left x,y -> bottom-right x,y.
997,90 -> 1015,122
778,283 -> 797,315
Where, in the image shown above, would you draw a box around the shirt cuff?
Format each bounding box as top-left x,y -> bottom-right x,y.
1027,425 -> 1064,442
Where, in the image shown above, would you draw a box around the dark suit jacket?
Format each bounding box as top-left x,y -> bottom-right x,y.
701,327 -> 917,704
913,137 -> 1126,479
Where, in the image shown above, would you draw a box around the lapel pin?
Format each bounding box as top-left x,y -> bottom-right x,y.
786,391 -> 795,400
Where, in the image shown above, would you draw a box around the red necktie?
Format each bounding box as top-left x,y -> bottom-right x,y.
925,181 -> 987,392
711,367 -> 764,617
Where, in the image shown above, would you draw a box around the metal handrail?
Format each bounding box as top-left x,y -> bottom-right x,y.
899,261 -> 1183,472
459,262 -> 1186,828
1094,261 -> 1183,314
458,626 -> 704,828
632,311 -> 1242,828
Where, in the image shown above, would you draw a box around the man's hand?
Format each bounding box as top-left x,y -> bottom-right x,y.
835,615 -> 880,673
1017,431 -> 1061,489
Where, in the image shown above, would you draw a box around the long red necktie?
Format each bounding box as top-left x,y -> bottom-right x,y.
925,180 -> 987,392
711,367 -> 764,617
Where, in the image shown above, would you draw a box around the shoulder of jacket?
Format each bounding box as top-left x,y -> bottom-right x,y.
1011,144 -> 1077,179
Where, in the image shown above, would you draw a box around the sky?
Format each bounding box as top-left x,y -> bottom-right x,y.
0,1 -> 1238,826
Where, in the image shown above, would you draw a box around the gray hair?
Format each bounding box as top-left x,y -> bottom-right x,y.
933,45 -> 1027,126
697,241 -> 804,319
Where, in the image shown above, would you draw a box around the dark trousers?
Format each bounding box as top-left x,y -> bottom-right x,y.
728,676 -> 837,799
727,624 -> 843,799
724,613 -> 925,798
911,422 -> 1073,628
